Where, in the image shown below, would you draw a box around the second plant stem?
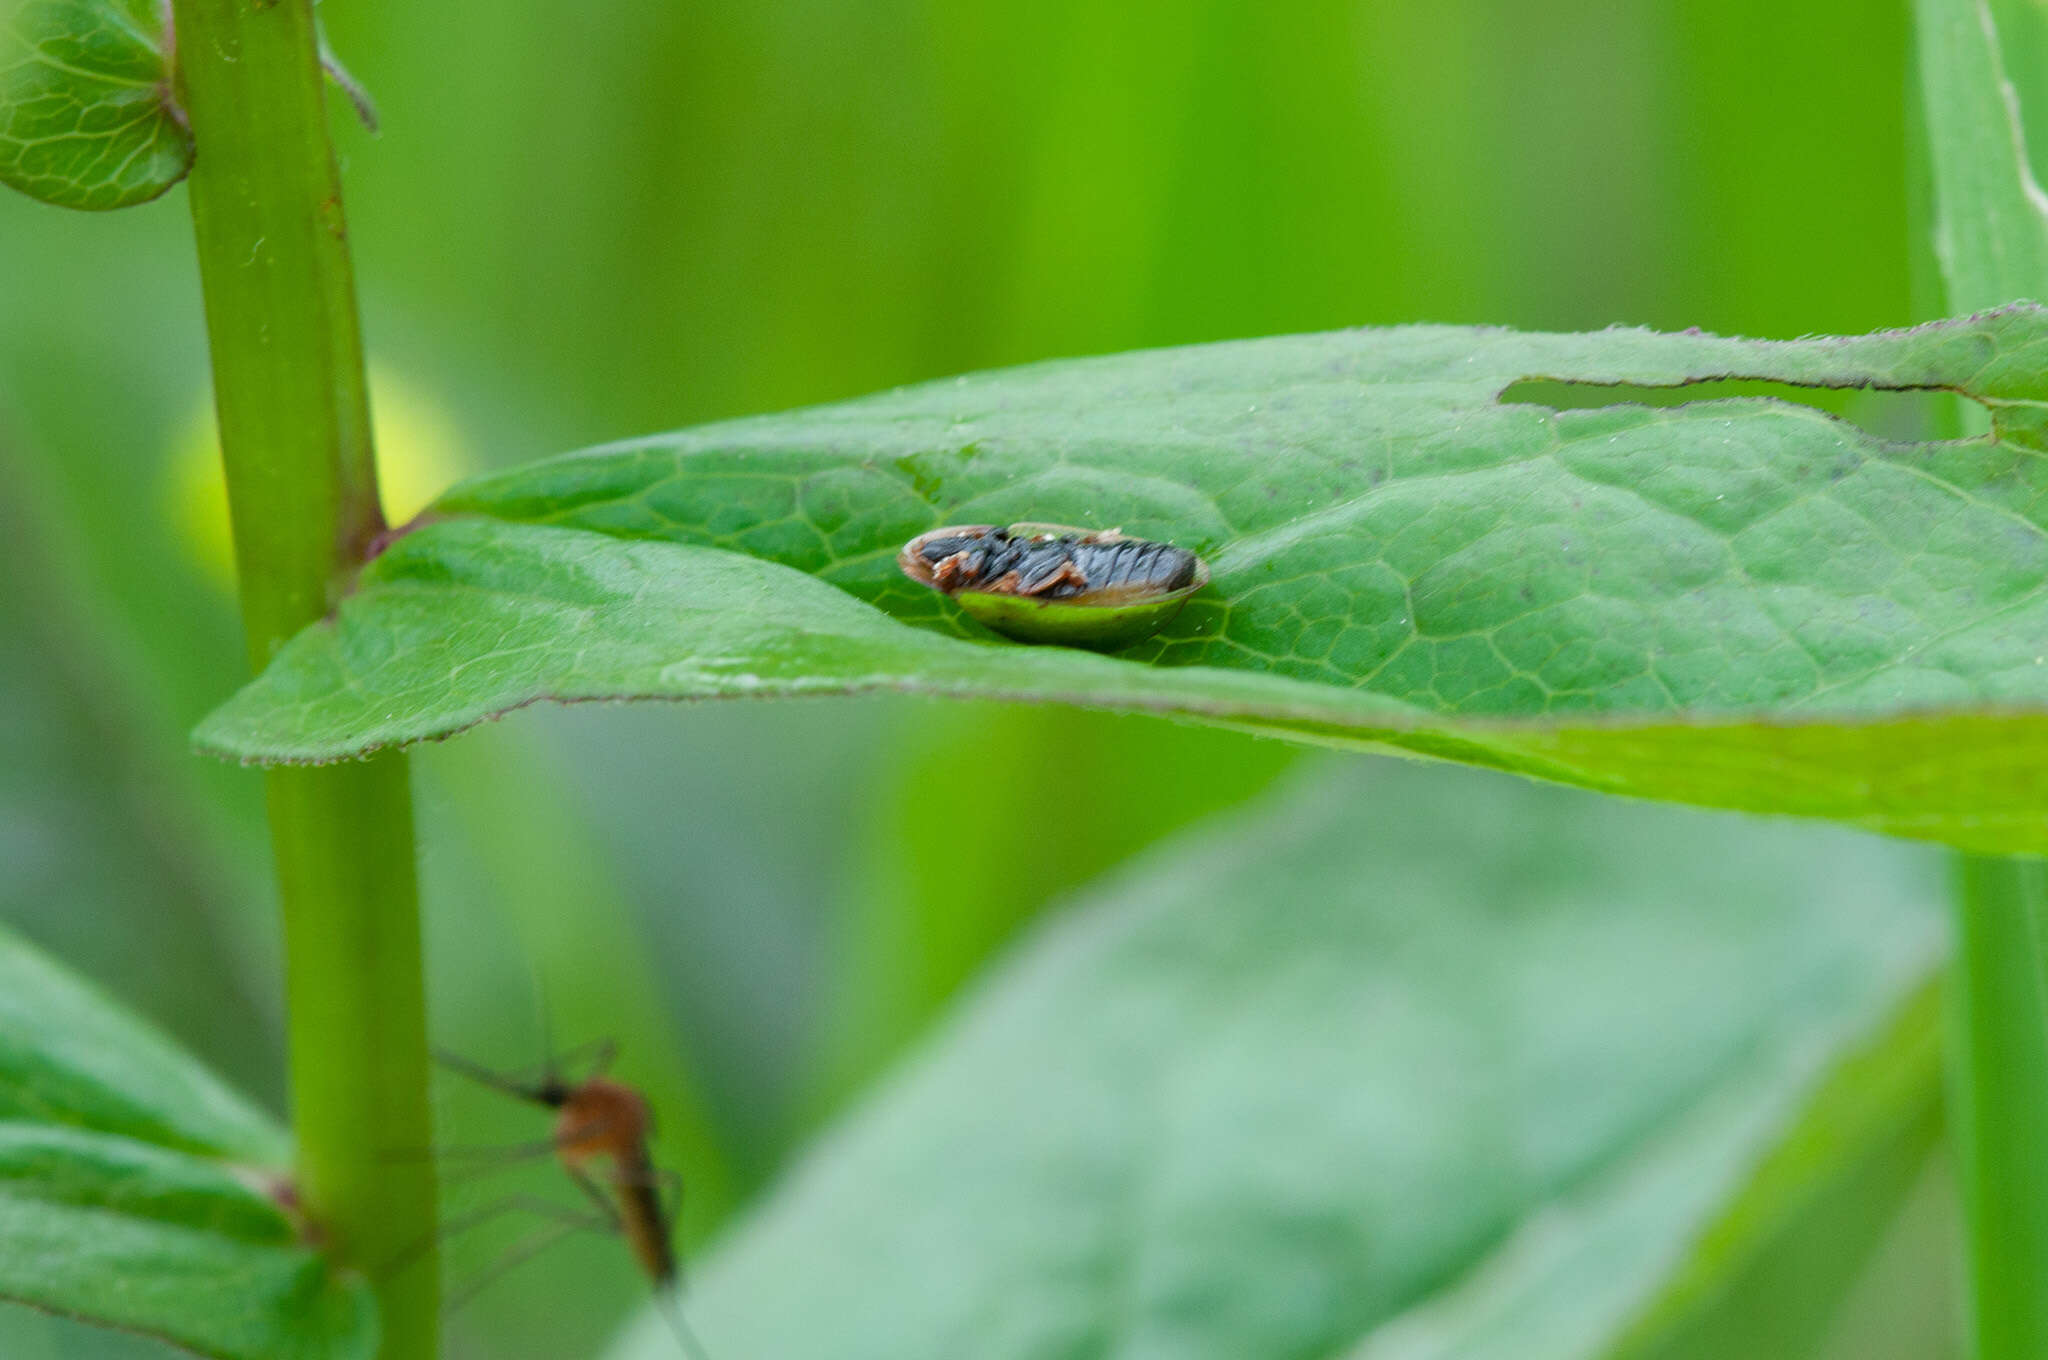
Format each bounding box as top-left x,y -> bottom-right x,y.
1949,855 -> 2048,1359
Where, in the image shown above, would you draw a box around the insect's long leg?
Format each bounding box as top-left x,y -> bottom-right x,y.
656,1289 -> 715,1360
434,1047 -> 548,1101
382,1137 -> 571,1191
382,1194 -> 612,1281
586,1161 -> 684,1248
652,1167 -> 684,1233
445,1219 -> 593,1314
383,1115 -> 621,1195
384,1136 -> 567,1164
505,1038 -> 619,1090
561,1163 -> 625,1233
577,1037 -> 619,1080
389,1110 -> 621,1172
651,1167 -> 689,1291
435,1039 -> 619,1100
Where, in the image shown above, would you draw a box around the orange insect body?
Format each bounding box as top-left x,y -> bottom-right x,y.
431,1042 -> 709,1358
553,1077 -> 674,1286
435,1045 -> 682,1291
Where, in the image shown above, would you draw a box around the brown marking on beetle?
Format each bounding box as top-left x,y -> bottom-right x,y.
929,549 -> 977,591
1024,559 -> 1090,596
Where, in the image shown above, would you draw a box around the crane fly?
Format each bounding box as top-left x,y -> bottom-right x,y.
430,1040 -> 708,1359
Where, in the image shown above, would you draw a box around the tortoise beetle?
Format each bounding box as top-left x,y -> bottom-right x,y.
898,522 -> 1209,649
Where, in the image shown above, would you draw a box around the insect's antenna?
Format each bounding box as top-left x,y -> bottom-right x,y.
655,1286 -> 714,1360
531,960 -> 560,1085
529,969 -> 617,1083
434,1047 -> 547,1106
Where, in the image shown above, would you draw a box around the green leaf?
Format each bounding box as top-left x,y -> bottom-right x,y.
203,308 -> 2048,851
1916,0 -> 2048,312
808,707 -> 1297,1116
0,0 -> 193,210
0,929 -> 281,1163
1604,986 -> 1943,1360
607,762 -> 1944,1360
1915,3 -> 2048,1355
0,930 -> 374,1360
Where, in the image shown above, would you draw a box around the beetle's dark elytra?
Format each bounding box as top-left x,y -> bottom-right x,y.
906,525 -> 1200,605
898,523 -> 1210,648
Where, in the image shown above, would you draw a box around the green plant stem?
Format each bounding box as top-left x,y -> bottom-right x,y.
1947,856 -> 2048,1359
168,1 -> 437,1355
1911,1 -> 2048,1348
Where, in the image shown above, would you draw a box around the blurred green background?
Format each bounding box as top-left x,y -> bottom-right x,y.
0,1 -> 1947,1356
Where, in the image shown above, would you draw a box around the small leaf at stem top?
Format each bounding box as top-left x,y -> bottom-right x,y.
0,0 -> 193,210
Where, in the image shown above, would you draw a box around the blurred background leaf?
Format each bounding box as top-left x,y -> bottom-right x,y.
612,761 -> 1947,1360
0,0 -> 1935,1355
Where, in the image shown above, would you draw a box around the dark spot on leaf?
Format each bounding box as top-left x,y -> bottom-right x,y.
892,453 -> 946,504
